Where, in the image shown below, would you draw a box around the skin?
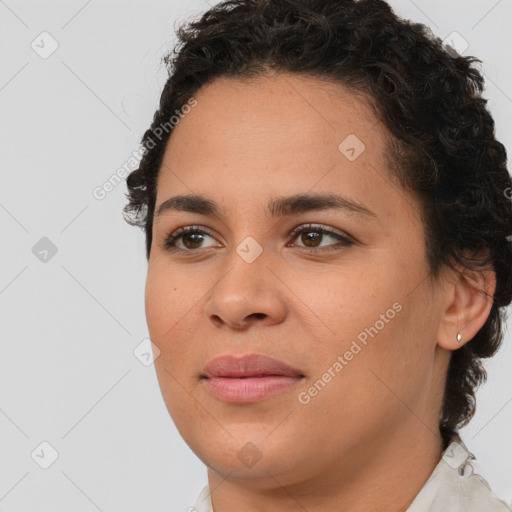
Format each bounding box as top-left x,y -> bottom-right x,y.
145,71 -> 495,511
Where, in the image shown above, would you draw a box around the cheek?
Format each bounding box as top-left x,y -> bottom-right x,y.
144,262 -> 210,375
304,265 -> 400,341
360,288 -> 438,409
145,267 -> 201,419
145,270 -> 168,337
306,256 -> 431,383
144,264 -> 185,345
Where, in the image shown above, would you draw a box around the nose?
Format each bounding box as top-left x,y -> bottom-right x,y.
203,249 -> 287,330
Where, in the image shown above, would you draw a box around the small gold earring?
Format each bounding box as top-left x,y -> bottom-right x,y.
456,332 -> 462,343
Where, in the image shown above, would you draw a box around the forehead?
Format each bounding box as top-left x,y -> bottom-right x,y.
155,72 -> 415,227
166,72 -> 381,153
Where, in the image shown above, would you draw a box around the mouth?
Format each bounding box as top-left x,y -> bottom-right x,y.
201,353 -> 305,403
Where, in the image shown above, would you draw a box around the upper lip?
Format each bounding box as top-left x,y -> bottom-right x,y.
201,354 -> 304,379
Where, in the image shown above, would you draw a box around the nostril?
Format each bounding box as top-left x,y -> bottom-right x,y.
250,313 -> 266,320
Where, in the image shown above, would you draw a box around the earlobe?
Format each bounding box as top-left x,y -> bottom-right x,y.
437,265 -> 496,351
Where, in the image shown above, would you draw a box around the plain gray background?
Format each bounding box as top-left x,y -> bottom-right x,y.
0,0 -> 511,510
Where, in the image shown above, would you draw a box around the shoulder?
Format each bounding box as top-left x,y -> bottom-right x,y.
407,436 -> 511,512
461,473 -> 511,511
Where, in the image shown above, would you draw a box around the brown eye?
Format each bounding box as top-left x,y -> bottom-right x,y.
182,232 -> 206,249
164,226 -> 218,251
300,230 -> 323,248
289,224 -> 354,253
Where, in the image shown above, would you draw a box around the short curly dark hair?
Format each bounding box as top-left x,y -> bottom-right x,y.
123,0 -> 512,445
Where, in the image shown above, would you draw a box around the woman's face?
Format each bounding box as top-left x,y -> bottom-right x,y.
145,73 -> 450,488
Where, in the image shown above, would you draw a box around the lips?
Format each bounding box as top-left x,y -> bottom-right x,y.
201,353 -> 304,379
201,354 -> 305,403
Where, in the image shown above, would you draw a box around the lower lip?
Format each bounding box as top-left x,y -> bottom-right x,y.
203,376 -> 303,403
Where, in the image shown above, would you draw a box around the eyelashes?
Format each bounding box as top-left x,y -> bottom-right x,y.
288,223 -> 355,252
162,223 -> 355,254
163,225 -> 219,252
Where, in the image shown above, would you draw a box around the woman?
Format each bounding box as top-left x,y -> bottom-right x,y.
124,0 -> 512,510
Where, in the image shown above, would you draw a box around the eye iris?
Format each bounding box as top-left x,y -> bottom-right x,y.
183,232 -> 204,249
301,230 -> 321,247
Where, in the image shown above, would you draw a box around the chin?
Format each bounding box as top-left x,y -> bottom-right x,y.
188,427 -> 309,483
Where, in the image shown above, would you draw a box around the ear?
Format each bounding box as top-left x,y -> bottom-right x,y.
437,262 -> 496,351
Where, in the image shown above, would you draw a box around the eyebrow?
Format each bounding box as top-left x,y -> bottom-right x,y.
155,193 -> 376,219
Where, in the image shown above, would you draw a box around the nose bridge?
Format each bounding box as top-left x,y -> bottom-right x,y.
204,236 -> 286,327
217,236 -> 270,301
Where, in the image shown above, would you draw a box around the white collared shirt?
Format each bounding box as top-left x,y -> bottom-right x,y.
189,437 -> 511,511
